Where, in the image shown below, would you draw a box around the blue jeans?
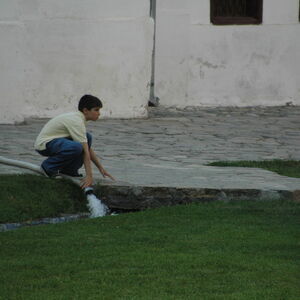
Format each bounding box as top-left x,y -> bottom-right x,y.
37,133 -> 92,176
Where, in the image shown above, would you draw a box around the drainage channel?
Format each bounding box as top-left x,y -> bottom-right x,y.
0,213 -> 107,233
0,213 -> 90,232
0,208 -> 142,233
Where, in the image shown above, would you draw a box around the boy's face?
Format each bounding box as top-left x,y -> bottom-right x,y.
83,107 -> 101,121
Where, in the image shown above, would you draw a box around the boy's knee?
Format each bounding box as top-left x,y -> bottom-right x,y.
71,142 -> 83,156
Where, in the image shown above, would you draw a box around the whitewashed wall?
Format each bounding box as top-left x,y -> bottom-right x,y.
155,0 -> 300,107
0,0 -> 154,124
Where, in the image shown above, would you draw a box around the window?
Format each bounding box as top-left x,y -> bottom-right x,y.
211,0 -> 263,25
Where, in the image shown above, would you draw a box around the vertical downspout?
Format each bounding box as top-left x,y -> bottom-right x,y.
149,0 -> 159,106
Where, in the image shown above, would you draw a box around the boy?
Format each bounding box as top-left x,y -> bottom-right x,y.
34,95 -> 114,188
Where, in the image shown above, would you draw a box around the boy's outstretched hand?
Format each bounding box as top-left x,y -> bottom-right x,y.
100,167 -> 115,181
89,148 -> 115,181
80,169 -> 114,189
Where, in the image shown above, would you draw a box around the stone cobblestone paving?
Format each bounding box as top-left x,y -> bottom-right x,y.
0,106 -> 300,190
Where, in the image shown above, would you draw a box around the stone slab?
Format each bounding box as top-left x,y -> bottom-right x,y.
0,106 -> 300,210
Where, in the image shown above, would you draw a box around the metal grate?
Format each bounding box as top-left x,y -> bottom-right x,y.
211,0 -> 263,25
214,0 -> 248,17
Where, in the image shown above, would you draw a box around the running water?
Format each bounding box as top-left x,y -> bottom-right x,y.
84,187 -> 109,218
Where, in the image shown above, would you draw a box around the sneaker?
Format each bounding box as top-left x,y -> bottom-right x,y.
40,165 -> 58,178
59,171 -> 83,178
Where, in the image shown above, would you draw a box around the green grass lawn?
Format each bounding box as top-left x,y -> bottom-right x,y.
0,174 -> 87,223
1,200 -> 300,299
207,159 -> 300,178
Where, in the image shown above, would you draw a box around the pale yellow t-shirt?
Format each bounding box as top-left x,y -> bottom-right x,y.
34,111 -> 87,150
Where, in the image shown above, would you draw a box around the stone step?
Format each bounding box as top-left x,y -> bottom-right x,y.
95,183 -> 298,210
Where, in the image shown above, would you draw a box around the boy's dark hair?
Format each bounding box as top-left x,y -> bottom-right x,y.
78,95 -> 103,112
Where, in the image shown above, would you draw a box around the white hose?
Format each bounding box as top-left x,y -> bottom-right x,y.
0,155 -> 108,217
0,155 -> 80,185
0,156 -> 43,175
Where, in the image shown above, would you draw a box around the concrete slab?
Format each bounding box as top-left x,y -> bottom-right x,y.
0,106 -> 300,209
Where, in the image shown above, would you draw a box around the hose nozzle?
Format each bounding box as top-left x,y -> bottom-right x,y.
84,187 -> 94,195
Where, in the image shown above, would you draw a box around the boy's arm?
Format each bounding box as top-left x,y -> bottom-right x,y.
90,148 -> 115,181
81,143 -> 94,188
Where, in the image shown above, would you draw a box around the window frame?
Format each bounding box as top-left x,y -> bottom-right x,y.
210,0 -> 263,25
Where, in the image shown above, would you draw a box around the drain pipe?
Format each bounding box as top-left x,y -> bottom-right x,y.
149,0 -> 159,107
0,156 -> 108,217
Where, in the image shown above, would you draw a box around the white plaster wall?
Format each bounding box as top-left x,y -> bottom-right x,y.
0,0 -> 154,124
188,25 -> 300,106
264,0 -> 300,24
155,0 -> 300,107
155,10 -> 190,106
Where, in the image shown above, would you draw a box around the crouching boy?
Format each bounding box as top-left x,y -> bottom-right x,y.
34,94 -> 114,188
